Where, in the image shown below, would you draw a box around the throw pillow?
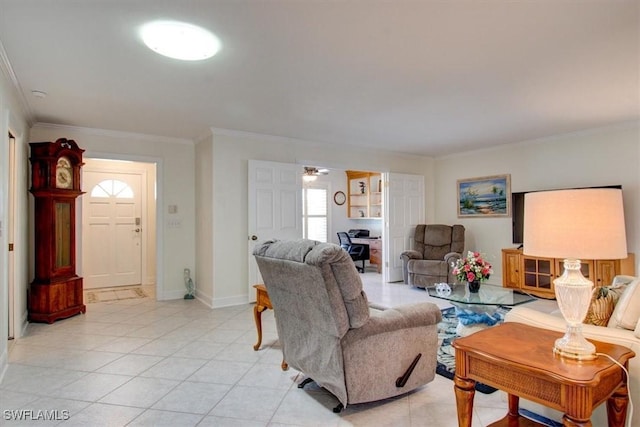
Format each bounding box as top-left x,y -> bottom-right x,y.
584,286 -> 615,327
584,281 -> 628,327
608,278 -> 640,330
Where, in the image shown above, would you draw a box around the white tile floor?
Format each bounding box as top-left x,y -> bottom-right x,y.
2,274 -> 515,426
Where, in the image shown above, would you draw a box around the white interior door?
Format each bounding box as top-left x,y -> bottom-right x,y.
384,173 -> 424,282
82,170 -> 143,289
248,160 -> 302,302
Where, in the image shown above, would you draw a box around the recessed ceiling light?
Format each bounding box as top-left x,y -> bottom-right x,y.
140,20 -> 221,61
31,90 -> 47,98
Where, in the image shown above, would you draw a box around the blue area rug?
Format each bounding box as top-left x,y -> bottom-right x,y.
435,306 -> 501,394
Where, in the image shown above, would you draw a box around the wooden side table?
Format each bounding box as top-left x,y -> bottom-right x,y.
252,284 -> 288,370
452,322 -> 634,427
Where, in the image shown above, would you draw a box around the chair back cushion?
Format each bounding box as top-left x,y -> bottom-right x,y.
253,239 -> 370,402
337,231 -> 351,250
413,224 -> 465,260
253,239 -> 370,335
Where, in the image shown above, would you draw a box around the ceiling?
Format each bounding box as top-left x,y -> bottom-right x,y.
0,1 -> 637,157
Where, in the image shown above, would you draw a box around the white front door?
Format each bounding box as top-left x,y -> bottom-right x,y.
384,173 -> 424,282
248,160 -> 302,302
82,169 -> 143,289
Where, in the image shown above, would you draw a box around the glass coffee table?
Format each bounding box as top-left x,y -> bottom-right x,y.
427,283 -> 536,336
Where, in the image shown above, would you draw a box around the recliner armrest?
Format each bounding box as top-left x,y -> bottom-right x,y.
400,250 -> 423,261
346,302 -> 442,342
443,251 -> 462,264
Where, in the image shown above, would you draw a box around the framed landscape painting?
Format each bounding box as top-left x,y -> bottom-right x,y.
457,174 -> 511,217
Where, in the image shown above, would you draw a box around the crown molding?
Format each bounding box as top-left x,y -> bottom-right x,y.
0,39 -> 35,126
438,120 -> 640,160
33,122 -> 194,145
210,126 -> 313,146
193,128 -> 213,144
209,126 -> 433,163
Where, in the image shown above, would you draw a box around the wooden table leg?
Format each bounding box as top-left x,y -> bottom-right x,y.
606,382 -> 630,427
507,394 -> 519,419
563,397 -> 593,427
253,303 -> 267,351
253,284 -> 288,370
454,375 -> 475,427
561,415 -> 592,427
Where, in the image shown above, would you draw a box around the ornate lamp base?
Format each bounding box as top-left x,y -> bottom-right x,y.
553,323 -> 597,360
553,259 -> 597,361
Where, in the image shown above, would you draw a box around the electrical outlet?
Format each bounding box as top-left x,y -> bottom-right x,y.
167,218 -> 182,228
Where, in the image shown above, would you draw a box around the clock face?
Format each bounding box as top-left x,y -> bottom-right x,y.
56,157 -> 73,189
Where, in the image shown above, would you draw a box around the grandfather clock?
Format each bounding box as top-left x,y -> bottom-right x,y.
29,138 -> 86,323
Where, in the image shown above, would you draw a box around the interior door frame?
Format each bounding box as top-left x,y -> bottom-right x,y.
82,152 -> 161,297
7,133 -> 15,339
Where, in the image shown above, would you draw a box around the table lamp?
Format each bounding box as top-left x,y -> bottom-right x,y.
523,188 -> 627,360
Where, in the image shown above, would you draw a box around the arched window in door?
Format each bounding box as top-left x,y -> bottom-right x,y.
90,179 -> 134,198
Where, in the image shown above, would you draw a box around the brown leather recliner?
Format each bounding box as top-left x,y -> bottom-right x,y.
400,224 -> 465,288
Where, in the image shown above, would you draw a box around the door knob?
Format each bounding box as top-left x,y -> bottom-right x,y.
135,228 -> 141,232
250,235 -> 258,241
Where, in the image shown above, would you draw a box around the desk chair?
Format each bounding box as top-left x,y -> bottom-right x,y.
337,232 -> 369,272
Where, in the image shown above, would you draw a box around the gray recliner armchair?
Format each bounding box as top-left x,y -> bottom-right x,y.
400,224 -> 465,288
253,239 -> 442,412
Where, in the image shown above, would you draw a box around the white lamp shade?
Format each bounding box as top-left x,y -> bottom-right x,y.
523,188 -> 627,260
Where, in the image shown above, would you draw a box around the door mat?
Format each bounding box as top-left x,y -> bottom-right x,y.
436,306 -> 499,394
85,286 -> 148,303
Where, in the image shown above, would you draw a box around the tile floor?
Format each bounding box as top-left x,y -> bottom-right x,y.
2,274 -> 515,426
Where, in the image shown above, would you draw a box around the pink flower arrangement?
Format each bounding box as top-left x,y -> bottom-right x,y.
452,251 -> 493,283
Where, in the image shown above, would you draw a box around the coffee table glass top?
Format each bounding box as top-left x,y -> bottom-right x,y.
427,284 -> 535,307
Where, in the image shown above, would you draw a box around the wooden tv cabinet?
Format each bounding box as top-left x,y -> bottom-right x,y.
502,248 -> 635,299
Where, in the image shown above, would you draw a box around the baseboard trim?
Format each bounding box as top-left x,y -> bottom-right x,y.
0,347 -> 8,386
212,294 -> 248,308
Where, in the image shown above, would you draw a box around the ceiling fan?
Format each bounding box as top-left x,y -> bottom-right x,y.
303,166 -> 329,181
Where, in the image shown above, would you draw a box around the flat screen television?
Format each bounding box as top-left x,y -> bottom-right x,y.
511,185 -> 622,246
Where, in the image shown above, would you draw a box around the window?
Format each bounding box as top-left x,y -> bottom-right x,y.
90,179 -> 134,198
302,184 -> 328,242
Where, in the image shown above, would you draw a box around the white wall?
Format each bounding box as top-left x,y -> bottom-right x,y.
30,124 -> 196,301
434,122 -> 640,282
194,136 -> 214,306
207,129 -> 434,306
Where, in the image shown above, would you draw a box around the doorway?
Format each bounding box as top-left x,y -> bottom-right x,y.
81,159 -> 156,292
7,133 -> 15,339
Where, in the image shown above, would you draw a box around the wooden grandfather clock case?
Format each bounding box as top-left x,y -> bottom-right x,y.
29,138 -> 86,323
